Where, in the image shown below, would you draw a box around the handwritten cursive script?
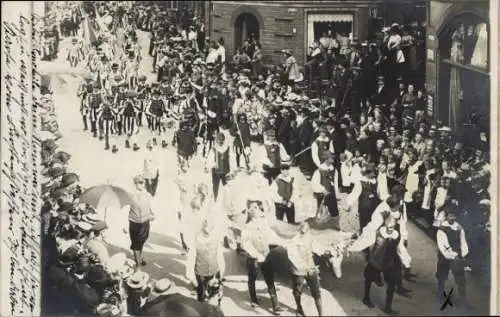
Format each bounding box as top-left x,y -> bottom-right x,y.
1,4 -> 41,316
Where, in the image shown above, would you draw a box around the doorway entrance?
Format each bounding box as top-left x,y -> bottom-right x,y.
234,13 -> 260,50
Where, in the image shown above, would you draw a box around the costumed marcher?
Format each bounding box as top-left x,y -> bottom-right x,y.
348,163 -> 381,233
240,199 -> 285,314
174,119 -> 197,168
88,82 -> 103,138
146,88 -> 167,136
283,222 -> 328,316
186,218 -> 225,305
67,38 -> 82,67
205,132 -> 234,201
355,195 -> 415,295
311,152 -> 339,223
259,130 -> 290,185
98,95 -> 117,151
143,141 -> 159,196
348,211 -> 404,314
311,125 -> 335,169
270,161 -> 297,224
135,75 -> 150,126
436,204 -> 469,310
122,91 -> 139,148
231,112 -> 252,169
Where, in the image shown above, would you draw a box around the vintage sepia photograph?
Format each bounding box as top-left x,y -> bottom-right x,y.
0,0 -> 497,316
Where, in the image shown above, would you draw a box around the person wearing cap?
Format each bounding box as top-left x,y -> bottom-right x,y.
124,50 -> 139,89
311,152 -> 340,222
129,175 -> 155,267
107,63 -> 125,94
97,96 -> 118,151
240,200 -> 286,313
231,112 -> 252,169
348,212 -> 405,314
122,92 -> 139,147
126,270 -> 151,315
87,83 -> 104,138
435,204 -> 468,309
269,161 -> 297,224
78,81 -> 91,132
78,219 -> 111,265
372,76 -> 391,110
135,76 -> 149,127
67,37 -> 83,67
186,218 -> 225,305
146,88 -> 167,136
259,129 -> 291,185
311,125 -> 335,169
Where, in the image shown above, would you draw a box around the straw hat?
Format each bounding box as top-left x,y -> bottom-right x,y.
127,270 -> 150,289
82,213 -> 101,224
151,278 -> 176,296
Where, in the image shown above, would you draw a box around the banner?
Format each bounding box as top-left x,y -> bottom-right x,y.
82,16 -> 98,47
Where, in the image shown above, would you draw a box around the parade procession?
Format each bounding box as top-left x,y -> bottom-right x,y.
39,1 -> 491,316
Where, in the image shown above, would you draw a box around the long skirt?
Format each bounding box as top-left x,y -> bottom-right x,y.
129,220 -> 150,251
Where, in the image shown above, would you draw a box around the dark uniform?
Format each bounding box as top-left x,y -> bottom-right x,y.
274,173 -> 295,223
99,99 -> 116,150
174,123 -> 197,166
363,223 -> 402,313
135,78 -> 149,126
263,142 -> 283,185
231,113 -> 251,168
148,92 -> 166,134
315,167 -> 339,218
122,94 -> 138,136
88,90 -> 103,137
436,222 -> 467,305
358,179 -> 381,231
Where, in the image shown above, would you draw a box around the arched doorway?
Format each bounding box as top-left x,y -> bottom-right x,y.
438,13 -> 489,135
234,13 -> 260,50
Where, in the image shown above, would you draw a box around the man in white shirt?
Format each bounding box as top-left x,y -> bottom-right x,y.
240,201 -> 285,313
216,38 -> 226,64
205,132 -> 235,201
143,141 -> 159,196
259,130 -> 290,185
206,43 -> 219,64
436,206 -> 468,309
284,222 -> 327,316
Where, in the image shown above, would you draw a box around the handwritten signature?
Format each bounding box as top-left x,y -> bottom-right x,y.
2,9 -> 41,316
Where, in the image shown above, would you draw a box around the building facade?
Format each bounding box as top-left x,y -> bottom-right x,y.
426,0 -> 489,132
205,1 -> 379,65
205,0 -> 426,66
